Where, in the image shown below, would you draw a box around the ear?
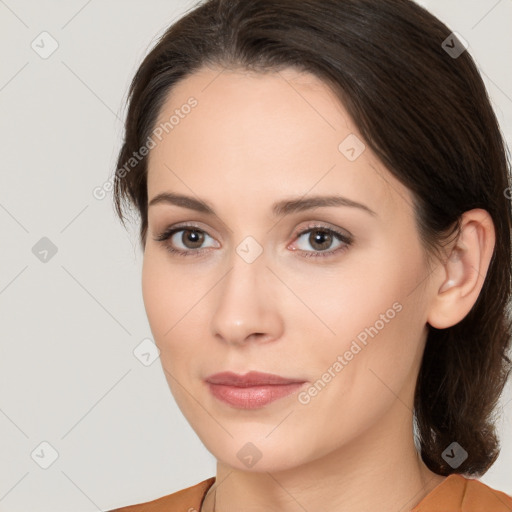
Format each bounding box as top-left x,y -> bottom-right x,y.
426,208 -> 496,329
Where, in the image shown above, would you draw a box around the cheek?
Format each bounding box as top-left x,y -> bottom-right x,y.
141,252 -> 193,348
141,251 -> 211,369
299,243 -> 427,378
141,253 -> 210,422
141,253 -> 171,339
284,259 -> 403,346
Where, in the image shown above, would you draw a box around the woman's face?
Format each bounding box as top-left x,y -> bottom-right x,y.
142,66 -> 435,472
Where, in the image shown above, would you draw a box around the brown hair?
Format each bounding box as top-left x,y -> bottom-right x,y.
112,0 -> 512,476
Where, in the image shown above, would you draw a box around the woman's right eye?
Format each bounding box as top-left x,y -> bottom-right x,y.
154,225 -> 218,257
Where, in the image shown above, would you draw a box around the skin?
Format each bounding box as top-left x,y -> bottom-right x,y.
142,66 -> 495,512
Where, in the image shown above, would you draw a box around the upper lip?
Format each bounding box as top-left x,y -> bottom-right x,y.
205,371 -> 306,387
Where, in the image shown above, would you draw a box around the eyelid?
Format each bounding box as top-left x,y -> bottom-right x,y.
291,221 -> 353,241
153,221 -> 217,242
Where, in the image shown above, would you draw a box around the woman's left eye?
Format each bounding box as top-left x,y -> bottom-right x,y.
290,225 -> 352,258
153,223 -> 352,259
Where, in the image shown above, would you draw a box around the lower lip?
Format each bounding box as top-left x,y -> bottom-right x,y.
206,382 -> 306,409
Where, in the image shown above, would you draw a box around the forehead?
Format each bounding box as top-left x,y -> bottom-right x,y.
146,66 -> 412,219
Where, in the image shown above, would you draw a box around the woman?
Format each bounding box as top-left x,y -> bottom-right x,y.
107,0 -> 512,510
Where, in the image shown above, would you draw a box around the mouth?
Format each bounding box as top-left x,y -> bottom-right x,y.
204,371 -> 307,409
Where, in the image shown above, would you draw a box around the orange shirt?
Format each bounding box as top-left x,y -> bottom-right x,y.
107,473 -> 512,511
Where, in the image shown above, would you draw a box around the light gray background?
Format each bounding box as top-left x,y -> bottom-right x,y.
0,1 -> 510,511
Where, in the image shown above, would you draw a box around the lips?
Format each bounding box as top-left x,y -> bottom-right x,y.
204,371 -> 307,409
205,371 -> 305,386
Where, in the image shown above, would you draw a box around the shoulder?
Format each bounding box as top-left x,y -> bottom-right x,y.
460,476 -> 512,511
106,476 -> 215,512
414,473 -> 512,512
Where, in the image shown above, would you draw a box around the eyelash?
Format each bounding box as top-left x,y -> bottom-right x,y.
153,222 -> 353,259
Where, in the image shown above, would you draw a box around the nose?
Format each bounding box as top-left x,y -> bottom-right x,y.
210,248 -> 284,346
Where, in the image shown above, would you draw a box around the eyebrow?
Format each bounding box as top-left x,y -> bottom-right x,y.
148,192 -> 377,217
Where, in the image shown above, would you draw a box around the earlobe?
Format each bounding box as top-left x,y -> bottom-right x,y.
427,209 -> 495,329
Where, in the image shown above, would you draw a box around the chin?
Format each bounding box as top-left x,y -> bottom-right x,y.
196,429 -> 315,473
